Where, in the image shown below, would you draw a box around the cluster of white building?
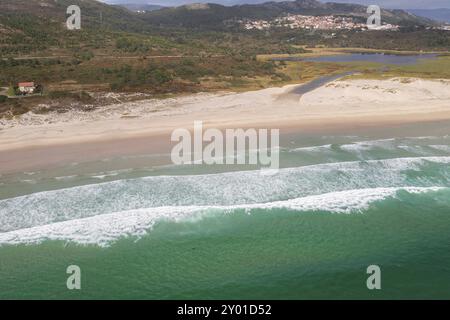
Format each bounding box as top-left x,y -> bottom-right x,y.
368,24 -> 400,31
242,14 -> 399,31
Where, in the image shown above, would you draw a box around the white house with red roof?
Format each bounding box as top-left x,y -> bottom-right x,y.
18,82 -> 36,94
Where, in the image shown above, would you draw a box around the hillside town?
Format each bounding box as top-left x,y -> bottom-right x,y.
241,14 -> 400,31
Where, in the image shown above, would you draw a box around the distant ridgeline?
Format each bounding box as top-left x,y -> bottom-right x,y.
407,9 -> 450,23
0,1 -> 447,72
0,0 -> 435,36
141,0 -> 433,29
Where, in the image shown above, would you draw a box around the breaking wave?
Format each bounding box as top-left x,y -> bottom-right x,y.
0,187 -> 447,247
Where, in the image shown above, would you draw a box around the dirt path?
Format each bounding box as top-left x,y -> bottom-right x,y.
1,54 -> 226,61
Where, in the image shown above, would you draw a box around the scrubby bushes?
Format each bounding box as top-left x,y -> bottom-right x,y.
48,90 -> 92,102
110,63 -> 173,90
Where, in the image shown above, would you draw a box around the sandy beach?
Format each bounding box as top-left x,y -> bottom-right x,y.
1,77 -> 449,174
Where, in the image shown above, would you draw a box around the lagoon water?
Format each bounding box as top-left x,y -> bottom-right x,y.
304,53 -> 437,65
272,53 -> 438,65
1,122 -> 450,299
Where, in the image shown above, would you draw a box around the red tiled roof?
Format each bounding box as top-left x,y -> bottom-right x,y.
18,82 -> 35,87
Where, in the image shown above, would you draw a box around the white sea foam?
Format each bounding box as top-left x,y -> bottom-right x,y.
23,171 -> 39,176
91,175 -> 110,180
1,156 -> 450,233
289,144 -> 333,152
405,135 -> 450,140
91,173 -> 120,180
339,138 -> 396,152
288,139 -> 397,154
20,179 -> 37,184
54,175 -> 78,181
289,137 -> 450,156
0,187 -> 445,247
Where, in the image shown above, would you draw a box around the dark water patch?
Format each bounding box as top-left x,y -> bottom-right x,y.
304,53 -> 437,65
272,53 -> 437,65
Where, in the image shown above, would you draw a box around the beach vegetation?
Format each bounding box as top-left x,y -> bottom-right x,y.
7,86 -> 17,96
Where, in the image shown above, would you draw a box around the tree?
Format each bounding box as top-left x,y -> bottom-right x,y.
7,86 -> 17,97
35,84 -> 44,95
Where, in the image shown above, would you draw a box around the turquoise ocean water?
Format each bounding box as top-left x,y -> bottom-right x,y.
1,123 -> 450,299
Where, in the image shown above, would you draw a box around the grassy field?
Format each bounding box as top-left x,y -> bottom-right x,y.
258,48 -> 450,82
339,55 -> 450,80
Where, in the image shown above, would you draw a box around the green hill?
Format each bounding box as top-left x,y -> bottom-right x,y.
0,0 -> 433,39
0,0 -> 167,56
0,0 -> 150,32
143,0 -> 432,29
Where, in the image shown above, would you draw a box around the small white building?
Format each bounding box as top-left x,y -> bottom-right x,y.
18,82 -> 36,94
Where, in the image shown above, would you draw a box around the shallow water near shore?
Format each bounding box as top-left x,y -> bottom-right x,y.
272,53 -> 438,65
1,121 -> 450,299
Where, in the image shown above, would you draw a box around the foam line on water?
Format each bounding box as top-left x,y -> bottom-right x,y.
289,144 -> 333,152
0,187 -> 446,247
288,138 -> 450,155
1,156 -> 450,233
340,139 -> 397,152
